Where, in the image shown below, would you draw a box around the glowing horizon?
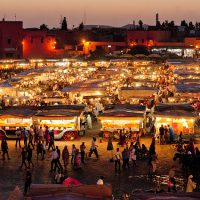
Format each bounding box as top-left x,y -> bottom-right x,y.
1,0 -> 200,28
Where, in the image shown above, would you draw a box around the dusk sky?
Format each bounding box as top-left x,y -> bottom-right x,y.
1,0 -> 200,28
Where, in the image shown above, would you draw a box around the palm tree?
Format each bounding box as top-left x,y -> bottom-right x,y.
138,20 -> 143,30
61,17 -> 68,30
40,24 -> 49,30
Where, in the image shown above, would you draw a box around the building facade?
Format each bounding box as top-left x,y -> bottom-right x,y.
0,21 -> 23,59
1,20 -> 200,59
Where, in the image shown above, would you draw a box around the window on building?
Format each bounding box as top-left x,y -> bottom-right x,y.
41,37 -> 44,43
5,53 -> 14,58
7,39 -> 11,45
135,39 -> 138,43
142,39 -> 144,43
30,37 -> 33,44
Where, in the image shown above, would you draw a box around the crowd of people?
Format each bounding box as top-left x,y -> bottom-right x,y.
0,63 -> 200,197
1,124 -> 199,195
158,124 -> 175,144
0,67 -> 31,81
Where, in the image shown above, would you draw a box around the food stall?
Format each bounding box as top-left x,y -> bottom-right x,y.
98,104 -> 146,138
0,107 -> 35,139
32,105 -> 85,140
154,104 -> 196,134
0,105 -> 85,140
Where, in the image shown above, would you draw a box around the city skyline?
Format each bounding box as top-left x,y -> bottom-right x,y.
1,0 -> 200,28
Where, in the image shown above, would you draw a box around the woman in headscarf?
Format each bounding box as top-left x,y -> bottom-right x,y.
107,136 -> 114,162
62,145 -> 69,171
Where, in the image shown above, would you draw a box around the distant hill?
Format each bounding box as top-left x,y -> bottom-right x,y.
121,24 -> 149,30
83,24 -> 149,30
83,25 -> 114,30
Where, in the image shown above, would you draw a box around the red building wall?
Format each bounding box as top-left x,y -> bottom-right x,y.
0,21 -> 23,59
83,41 -> 127,54
127,30 -> 172,46
23,30 -> 65,59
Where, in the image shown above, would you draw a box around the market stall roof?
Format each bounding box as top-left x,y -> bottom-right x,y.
9,78 -> 22,83
104,104 -> 146,112
148,54 -> 161,58
154,103 -> 196,118
83,95 -> 111,99
16,67 -> 54,77
119,54 -> 134,58
0,105 -> 85,119
35,105 -> 85,119
62,86 -> 79,92
155,103 -> 195,112
179,79 -> 200,83
0,81 -> 13,88
175,84 -> 200,93
62,86 -> 106,93
99,104 -> 146,119
0,106 -> 37,118
38,104 -> 85,112
134,54 -> 147,58
33,110 -> 81,120
174,72 -> 200,76
129,96 -> 154,99
120,86 -> 157,91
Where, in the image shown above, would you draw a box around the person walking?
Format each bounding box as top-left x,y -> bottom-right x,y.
24,168 -> 32,195
27,144 -> 34,168
186,175 -> 196,192
56,146 -> 63,171
168,125 -> 175,143
23,128 -> 29,149
87,114 -> 92,129
62,145 -> 69,171
36,141 -> 43,160
48,130 -> 55,151
42,140 -> 46,160
50,148 -> 60,173
129,143 -> 136,166
89,137 -> 99,159
39,126 -> 44,142
159,125 -> 165,145
15,128 -> 21,148
45,126 -> 50,146
1,138 -> 10,160
71,144 -> 76,165
80,142 -> 86,164
74,149 -> 81,168
122,148 -> 130,169
28,127 -> 34,147
107,137 -> 114,162
20,148 -> 27,169
149,141 -> 156,156
114,148 -> 122,173
34,127 -> 39,145
164,125 -> 169,144
148,154 -> 158,175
